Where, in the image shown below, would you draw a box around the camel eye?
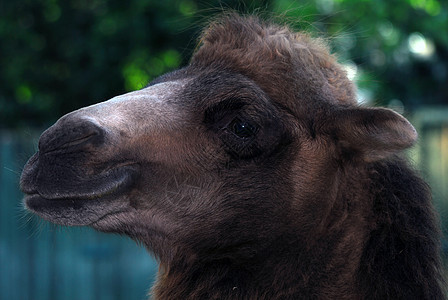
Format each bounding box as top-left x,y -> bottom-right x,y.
229,118 -> 258,139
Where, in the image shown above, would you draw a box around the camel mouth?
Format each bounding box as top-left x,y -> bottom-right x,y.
24,163 -> 139,199
21,162 -> 140,225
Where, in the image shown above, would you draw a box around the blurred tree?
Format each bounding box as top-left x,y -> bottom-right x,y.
0,0 -> 447,128
283,0 -> 448,110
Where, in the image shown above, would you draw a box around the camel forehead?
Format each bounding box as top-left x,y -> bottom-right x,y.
110,80 -> 188,104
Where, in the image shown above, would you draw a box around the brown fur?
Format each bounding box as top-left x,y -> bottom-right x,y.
21,14 -> 445,299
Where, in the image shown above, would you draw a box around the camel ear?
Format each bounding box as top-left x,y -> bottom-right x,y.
332,107 -> 417,162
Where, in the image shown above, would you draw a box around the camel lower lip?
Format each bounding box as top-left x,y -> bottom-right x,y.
23,193 -> 128,226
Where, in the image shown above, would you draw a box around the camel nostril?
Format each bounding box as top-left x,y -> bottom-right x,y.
58,131 -> 100,149
38,119 -> 105,154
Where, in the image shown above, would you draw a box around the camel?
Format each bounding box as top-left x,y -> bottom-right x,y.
21,14 -> 445,299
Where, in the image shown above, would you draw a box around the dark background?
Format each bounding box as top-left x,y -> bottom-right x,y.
1,1 -> 447,299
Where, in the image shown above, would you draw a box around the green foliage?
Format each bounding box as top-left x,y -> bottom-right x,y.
271,0 -> 448,108
1,0 -> 447,128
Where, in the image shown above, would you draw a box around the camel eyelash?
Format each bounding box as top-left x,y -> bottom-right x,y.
203,98 -> 249,124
